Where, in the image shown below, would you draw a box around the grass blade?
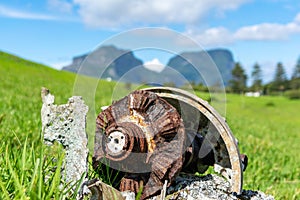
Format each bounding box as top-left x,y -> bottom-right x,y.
0,180 -> 11,199
29,157 -> 40,192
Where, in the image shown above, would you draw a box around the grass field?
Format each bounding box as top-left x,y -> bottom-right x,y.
225,94 -> 300,199
0,51 -> 299,199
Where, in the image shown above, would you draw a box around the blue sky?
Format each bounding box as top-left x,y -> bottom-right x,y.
1,0 -> 300,83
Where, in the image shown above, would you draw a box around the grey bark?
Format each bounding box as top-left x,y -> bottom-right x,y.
41,87 -> 89,186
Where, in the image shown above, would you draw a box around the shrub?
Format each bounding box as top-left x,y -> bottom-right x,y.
285,90 -> 300,99
265,101 -> 275,107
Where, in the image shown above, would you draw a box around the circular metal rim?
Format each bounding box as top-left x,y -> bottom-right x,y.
144,87 -> 243,194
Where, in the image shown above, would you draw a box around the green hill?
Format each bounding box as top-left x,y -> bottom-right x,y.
0,51 -> 299,199
0,51 -> 74,143
0,51 -> 118,144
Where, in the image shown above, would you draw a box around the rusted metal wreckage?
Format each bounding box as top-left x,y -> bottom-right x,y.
93,87 -> 248,199
41,87 -> 247,199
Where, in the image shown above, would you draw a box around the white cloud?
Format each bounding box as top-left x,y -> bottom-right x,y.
232,11 -> 300,41
72,0 -> 249,28
0,5 -> 57,20
234,22 -> 300,40
143,58 -> 165,72
294,13 -> 300,23
184,27 -> 234,46
183,12 -> 300,46
49,61 -> 71,70
48,0 -> 73,13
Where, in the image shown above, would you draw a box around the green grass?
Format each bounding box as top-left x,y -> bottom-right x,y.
224,94 -> 300,199
0,51 -> 299,199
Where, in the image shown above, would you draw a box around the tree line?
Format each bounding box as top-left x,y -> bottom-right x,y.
229,57 -> 300,98
186,56 -> 300,99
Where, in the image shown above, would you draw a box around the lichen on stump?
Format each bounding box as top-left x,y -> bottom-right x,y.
41,87 -> 89,186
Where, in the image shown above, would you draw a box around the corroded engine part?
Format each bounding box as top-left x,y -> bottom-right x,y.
93,90 -> 186,199
93,87 -> 246,199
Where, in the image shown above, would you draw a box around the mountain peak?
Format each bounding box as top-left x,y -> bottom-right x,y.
62,47 -> 234,86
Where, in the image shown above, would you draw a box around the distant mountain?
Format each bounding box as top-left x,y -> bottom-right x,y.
63,54 -> 87,73
166,49 -> 234,86
62,45 -> 153,82
63,46 -> 234,86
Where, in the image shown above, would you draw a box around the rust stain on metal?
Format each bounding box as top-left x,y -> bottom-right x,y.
93,88 -> 247,199
93,90 -> 185,199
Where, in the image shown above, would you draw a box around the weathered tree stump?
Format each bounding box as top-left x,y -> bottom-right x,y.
41,87 -> 89,187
